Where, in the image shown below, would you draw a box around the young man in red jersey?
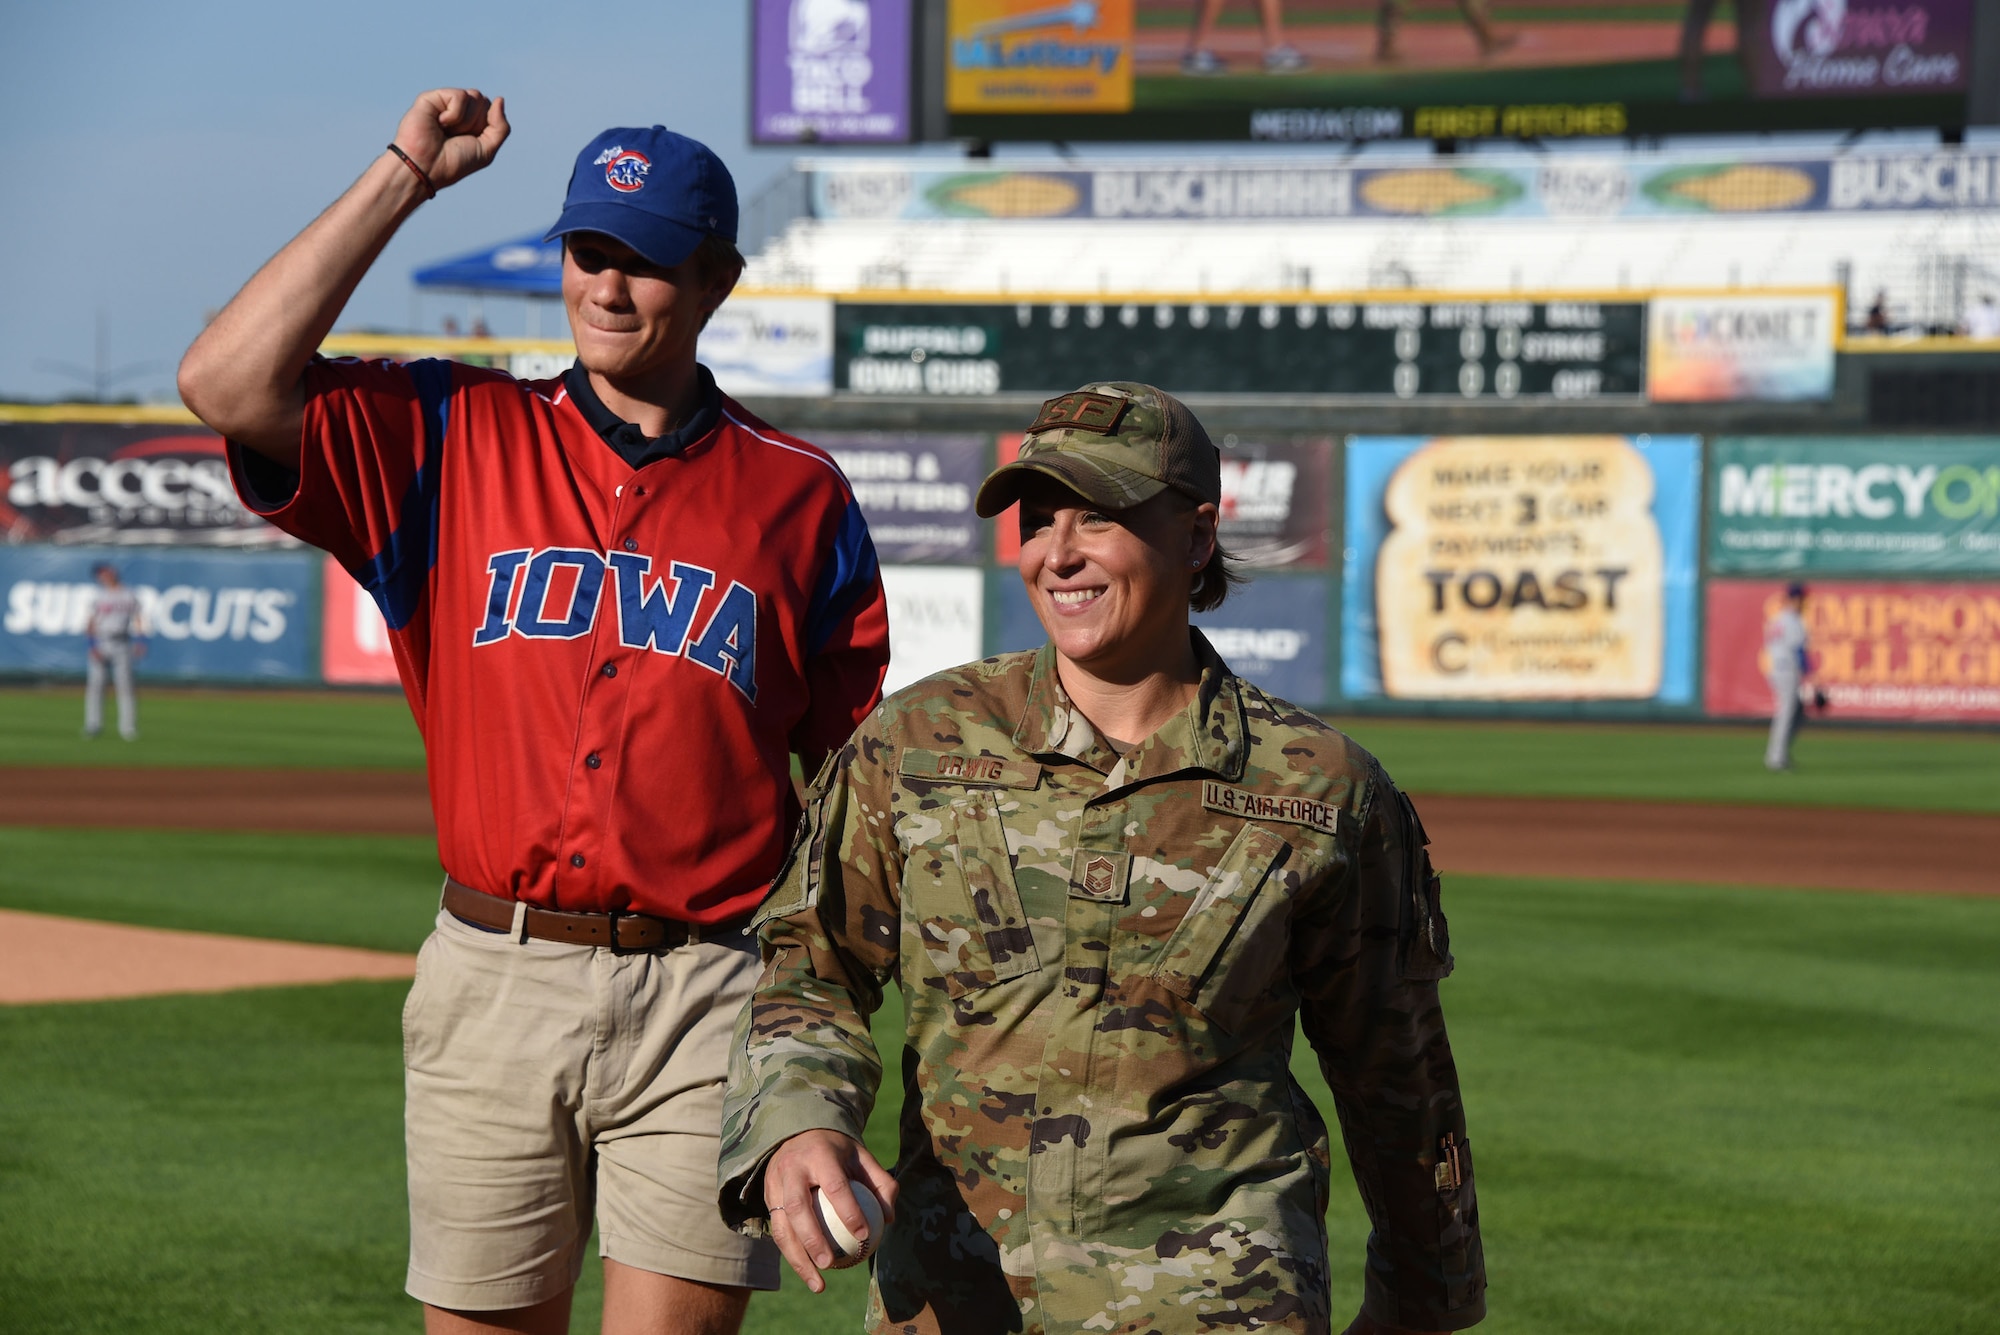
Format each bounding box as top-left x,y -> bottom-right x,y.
179,90 -> 889,1335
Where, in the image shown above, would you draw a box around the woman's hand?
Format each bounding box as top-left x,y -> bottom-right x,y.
762,1129 -> 899,1294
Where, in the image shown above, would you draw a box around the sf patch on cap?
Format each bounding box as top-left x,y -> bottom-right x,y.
974,381 -> 1221,518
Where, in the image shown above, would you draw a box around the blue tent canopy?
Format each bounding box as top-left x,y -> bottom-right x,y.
412,233 -> 562,295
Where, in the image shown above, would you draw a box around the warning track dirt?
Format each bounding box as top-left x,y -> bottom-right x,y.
2,765 -> 1992,1005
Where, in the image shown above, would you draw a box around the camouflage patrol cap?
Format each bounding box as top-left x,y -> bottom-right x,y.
973,382 -> 1220,518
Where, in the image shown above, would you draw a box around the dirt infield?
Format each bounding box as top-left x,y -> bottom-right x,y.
0,766 -> 435,836
4,765 -> 1994,897
2,764 -> 1991,1006
1418,795 -> 1998,898
0,908 -> 414,1004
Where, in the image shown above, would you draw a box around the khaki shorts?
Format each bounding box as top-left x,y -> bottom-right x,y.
402,907 -> 779,1311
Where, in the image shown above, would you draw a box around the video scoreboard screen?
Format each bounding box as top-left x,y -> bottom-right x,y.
836,298 -> 1646,401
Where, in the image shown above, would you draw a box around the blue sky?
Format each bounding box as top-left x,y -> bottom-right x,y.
0,2 -> 1972,403
0,0 -> 816,403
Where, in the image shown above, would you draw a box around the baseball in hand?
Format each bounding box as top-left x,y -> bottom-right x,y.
812,1180 -> 884,1267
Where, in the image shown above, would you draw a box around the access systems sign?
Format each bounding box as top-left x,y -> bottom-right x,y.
2,422 -> 286,547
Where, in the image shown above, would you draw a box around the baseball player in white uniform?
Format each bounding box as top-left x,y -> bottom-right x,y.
83,562 -> 144,741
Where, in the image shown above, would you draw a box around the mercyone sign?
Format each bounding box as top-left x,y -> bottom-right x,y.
1709,437 -> 2000,575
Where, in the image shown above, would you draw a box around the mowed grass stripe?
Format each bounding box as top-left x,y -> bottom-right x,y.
0,828 -> 441,955
0,686 -> 423,770
1335,717 -> 2000,813
7,685 -> 1997,812
3,877 -> 1995,1333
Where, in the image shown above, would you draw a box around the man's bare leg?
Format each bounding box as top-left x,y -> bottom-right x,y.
602,1261 -> 750,1335
424,1291 -> 574,1335
419,1265 -> 747,1335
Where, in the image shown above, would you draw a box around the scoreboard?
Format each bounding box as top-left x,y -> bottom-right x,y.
835,298 -> 1647,401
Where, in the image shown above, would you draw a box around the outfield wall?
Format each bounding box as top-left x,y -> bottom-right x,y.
5,407 -> 1997,723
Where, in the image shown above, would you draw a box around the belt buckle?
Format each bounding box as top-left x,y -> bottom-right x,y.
606,909 -> 634,955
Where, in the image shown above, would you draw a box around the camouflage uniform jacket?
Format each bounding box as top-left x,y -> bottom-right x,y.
720,637 -> 1485,1334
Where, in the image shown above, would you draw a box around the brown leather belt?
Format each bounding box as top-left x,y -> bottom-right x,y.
442,876 -> 745,953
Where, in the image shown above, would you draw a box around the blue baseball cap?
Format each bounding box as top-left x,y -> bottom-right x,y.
544,126 -> 738,269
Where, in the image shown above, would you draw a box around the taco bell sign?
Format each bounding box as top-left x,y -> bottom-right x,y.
753,0 -> 912,144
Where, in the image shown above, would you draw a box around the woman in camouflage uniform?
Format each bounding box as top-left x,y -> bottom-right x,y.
720,383 -> 1486,1335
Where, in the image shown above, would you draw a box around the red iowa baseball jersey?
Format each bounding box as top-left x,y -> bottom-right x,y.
230,357 -> 889,922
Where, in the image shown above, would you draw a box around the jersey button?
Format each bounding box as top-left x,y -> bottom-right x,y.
622,538 -> 638,552
601,663 -> 617,678
570,853 -> 586,868
586,753 -> 602,769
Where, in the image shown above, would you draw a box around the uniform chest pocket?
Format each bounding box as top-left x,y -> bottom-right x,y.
1151,824 -> 1293,1032
908,792 -> 1041,998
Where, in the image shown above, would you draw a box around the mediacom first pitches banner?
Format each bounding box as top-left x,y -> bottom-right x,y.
1706,579 -> 2000,723
0,546 -> 314,680
1343,436 -> 1699,703
1710,437 -> 2000,576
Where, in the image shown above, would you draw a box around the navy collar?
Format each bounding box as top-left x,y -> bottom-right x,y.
563,362 -> 722,469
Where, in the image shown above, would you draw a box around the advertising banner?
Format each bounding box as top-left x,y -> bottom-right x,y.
1342,435 -> 1700,703
1216,436 -> 1335,568
946,0 -> 1134,113
322,555 -> 400,686
1647,294 -> 1837,403
1742,0 -> 1972,101
0,546 -> 315,681
881,565 -> 984,695
810,150 -> 2000,221
1709,437 -> 2000,575
753,0 -> 912,144
2,422 -> 287,547
991,569 -> 1331,708
700,296 -> 834,398
821,433 -> 988,562
989,433 -> 1334,569
840,299 -> 1644,401
936,0 -> 1965,142
1706,578 -> 2000,723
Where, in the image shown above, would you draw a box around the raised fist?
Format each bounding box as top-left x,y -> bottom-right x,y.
391,88 -> 510,191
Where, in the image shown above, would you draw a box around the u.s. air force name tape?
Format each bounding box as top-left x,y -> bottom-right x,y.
1201,781 -> 1342,835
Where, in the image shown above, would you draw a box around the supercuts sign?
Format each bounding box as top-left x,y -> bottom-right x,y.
1,422 -> 287,547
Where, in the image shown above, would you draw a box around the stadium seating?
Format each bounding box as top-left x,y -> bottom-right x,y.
744,174 -> 2000,335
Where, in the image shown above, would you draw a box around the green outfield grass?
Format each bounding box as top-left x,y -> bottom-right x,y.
0,685 -> 422,770
0,829 -> 441,953
1335,718 -> 2000,814
5,686 -> 1996,813
3,872 -> 1995,1333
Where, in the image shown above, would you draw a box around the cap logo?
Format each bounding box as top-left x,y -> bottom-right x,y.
1029,391 -> 1127,435
599,148 -> 651,193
